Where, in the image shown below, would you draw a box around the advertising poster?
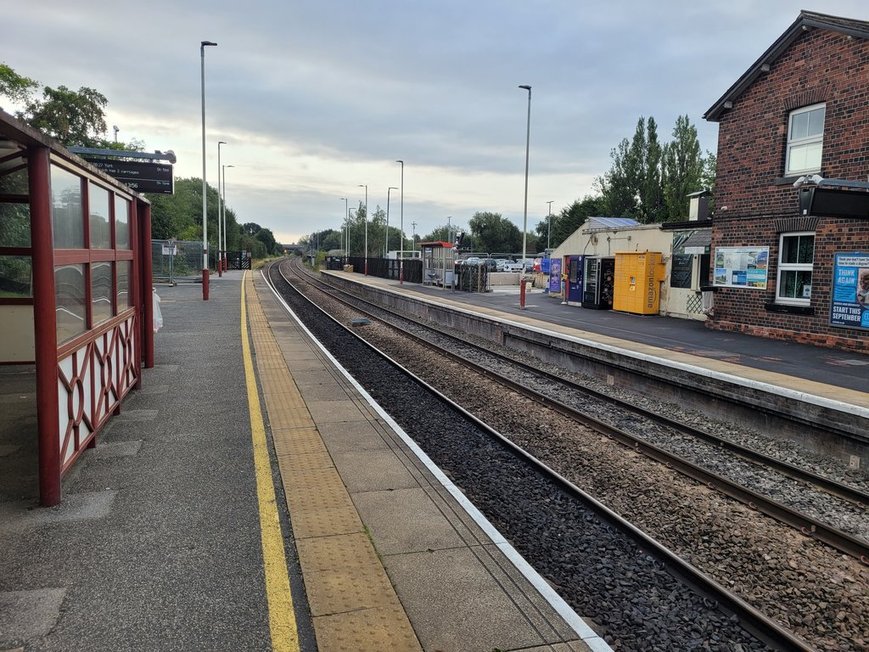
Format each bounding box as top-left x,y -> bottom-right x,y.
713,246 -> 769,289
548,258 -> 562,294
830,252 -> 869,330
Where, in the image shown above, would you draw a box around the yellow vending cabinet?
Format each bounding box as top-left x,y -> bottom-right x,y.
613,252 -> 665,314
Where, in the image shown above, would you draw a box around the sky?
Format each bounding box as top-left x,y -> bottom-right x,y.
5,1 -> 868,245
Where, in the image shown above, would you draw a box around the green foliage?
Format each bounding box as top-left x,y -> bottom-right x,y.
467,212 -> 525,255
23,85 -> 108,147
661,115 -> 706,221
0,63 -> 38,107
597,114 -> 711,223
547,196 -> 607,249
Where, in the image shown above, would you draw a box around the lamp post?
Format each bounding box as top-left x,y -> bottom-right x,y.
518,84 -> 531,309
340,197 -> 348,259
200,39 -> 217,300
446,216 -> 452,245
113,125 -> 119,143
348,208 -> 357,262
385,186 -> 398,257
222,164 -> 234,269
217,140 -> 226,276
396,160 -> 404,283
547,200 -> 553,251
358,184 -> 368,275
411,221 -> 417,251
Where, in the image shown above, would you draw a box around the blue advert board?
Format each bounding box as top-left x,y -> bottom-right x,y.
548,258 -> 562,293
830,252 -> 869,330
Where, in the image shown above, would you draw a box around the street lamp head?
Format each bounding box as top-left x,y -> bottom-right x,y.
518,84 -> 531,90
388,186 -> 398,190
201,40 -> 217,47
218,140 -> 226,145
396,159 -> 403,164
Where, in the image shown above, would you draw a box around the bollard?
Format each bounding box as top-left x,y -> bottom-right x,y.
520,277 -> 527,309
202,268 -> 210,300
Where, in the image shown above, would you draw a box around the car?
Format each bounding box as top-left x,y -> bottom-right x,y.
503,261 -> 524,272
461,257 -> 481,266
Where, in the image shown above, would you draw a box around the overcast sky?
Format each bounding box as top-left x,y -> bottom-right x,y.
6,1 -> 868,245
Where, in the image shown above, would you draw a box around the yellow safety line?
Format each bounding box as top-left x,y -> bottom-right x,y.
240,271 -> 299,651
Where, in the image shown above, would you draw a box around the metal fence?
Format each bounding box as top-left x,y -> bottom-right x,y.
152,240 -> 251,283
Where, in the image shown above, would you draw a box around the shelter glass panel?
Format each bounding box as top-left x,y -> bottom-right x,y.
55,264 -> 86,342
51,166 -> 83,248
117,260 -> 130,309
115,196 -> 130,249
89,182 -> 111,249
0,203 -> 31,247
0,255 -> 32,298
0,164 -> 28,194
91,261 -> 112,324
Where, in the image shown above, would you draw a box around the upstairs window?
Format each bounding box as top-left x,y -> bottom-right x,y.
786,104 -> 825,176
776,232 -> 814,305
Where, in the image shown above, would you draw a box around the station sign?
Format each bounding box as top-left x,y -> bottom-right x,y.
86,158 -> 174,194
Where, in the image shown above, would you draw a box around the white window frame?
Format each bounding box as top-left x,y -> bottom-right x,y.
785,103 -> 825,176
776,231 -> 815,306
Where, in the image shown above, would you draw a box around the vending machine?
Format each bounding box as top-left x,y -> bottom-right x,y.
582,257 -> 615,309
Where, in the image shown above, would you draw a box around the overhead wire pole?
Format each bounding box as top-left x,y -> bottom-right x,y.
396,160 -> 404,284
217,140 -> 226,276
200,39 -> 217,300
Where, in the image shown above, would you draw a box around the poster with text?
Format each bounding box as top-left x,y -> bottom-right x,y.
713,246 -> 769,289
830,252 -> 869,330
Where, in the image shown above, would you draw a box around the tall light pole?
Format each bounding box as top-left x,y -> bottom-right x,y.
348,208 -> 357,262
340,197 -> 348,258
222,164 -> 234,268
547,200 -> 554,251
411,221 -> 417,251
518,85 -> 531,275
200,39 -> 217,300
358,184 -> 368,275
446,216 -> 452,245
396,160 -> 404,283
217,140 -> 226,276
385,186 -> 398,256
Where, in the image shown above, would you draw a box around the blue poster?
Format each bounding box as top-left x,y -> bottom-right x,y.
830,252 -> 869,330
548,258 -> 562,293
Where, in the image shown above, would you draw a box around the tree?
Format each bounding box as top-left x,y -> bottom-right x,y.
0,63 -> 37,108
661,115 -> 707,220
548,196 -> 607,249
468,212 -> 524,256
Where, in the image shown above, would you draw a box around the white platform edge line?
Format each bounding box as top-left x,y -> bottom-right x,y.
260,270 -> 611,649
331,273 -> 869,417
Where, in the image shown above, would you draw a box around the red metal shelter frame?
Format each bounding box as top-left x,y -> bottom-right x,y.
0,110 -> 154,506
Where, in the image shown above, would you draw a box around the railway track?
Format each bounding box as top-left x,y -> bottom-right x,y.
263,261 -> 812,651
266,260 -> 869,650
289,259 -> 869,560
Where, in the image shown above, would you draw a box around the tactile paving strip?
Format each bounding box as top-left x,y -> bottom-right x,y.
246,274 -> 421,651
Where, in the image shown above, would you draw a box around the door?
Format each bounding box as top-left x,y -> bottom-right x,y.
567,256 -> 583,303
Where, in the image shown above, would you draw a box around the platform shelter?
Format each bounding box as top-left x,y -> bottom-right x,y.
0,110 -> 154,506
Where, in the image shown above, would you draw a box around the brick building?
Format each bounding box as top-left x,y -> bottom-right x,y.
704,11 -> 869,352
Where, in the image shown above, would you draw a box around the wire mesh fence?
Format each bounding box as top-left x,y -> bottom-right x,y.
152,240 -> 251,283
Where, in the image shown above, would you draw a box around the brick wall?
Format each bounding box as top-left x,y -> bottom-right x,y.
709,27 -> 869,352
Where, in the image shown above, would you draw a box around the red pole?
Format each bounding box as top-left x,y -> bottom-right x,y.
520,277 -> 527,310
202,267 -> 209,300
28,147 -> 61,506
140,201 -> 154,370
